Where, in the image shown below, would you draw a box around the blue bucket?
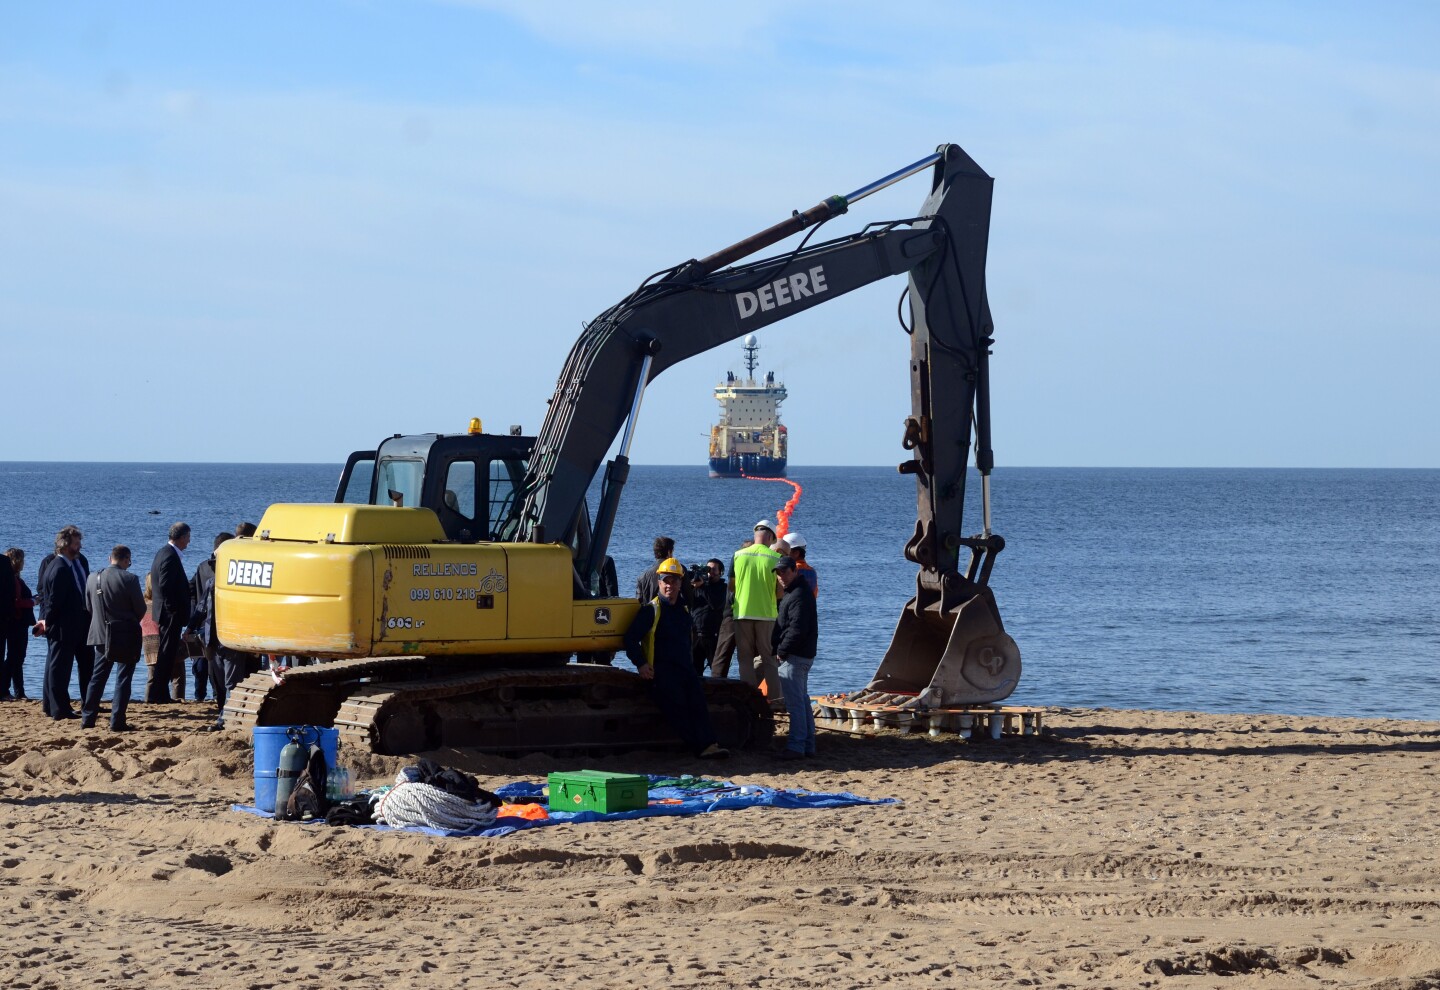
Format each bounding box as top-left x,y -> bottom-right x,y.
252,725 -> 340,812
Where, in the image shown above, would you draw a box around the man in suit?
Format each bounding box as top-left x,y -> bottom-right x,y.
34,538 -> 93,709
38,525 -> 90,719
81,545 -> 148,730
146,522 -> 192,703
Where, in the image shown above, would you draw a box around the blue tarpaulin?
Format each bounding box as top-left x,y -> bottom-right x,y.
233,775 -> 898,838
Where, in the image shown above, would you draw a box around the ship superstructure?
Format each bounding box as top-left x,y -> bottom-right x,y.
708,334 -> 788,478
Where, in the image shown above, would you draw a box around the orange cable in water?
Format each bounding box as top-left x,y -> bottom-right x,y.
742,474 -> 803,538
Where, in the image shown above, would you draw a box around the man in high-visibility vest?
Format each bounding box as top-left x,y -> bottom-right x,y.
731,520 -> 784,706
623,557 -> 729,759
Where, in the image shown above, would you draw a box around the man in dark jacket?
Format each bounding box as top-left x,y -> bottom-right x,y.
689,558 -> 727,676
39,525 -> 90,719
623,557 -> 728,759
147,522 -> 191,703
188,533 -> 234,706
80,545 -> 147,730
771,554 -> 819,760
634,536 -> 675,603
190,532 -> 249,728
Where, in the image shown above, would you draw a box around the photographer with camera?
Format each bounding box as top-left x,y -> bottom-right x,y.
637,535 -> 701,612
688,558 -> 726,676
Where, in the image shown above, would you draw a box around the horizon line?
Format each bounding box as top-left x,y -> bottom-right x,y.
2,460 -> 1436,471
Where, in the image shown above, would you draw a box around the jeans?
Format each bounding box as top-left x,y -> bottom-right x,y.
211,649 -> 252,726
778,656 -> 816,755
191,653 -> 208,702
82,653 -> 139,729
207,644 -> 226,710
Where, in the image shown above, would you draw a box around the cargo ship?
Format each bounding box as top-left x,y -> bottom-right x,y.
708,334 -> 788,478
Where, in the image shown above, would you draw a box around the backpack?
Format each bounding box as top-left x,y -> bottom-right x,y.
282,744 -> 331,822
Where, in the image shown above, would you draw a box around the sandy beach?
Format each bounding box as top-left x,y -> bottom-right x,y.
2,701 -> 1438,989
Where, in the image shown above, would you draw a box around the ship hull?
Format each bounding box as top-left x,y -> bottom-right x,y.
708,455 -> 787,479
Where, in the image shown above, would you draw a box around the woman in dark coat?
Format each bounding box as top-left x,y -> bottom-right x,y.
2,548 -> 36,700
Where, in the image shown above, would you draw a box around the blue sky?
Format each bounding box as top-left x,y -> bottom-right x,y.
2,2 -> 1436,466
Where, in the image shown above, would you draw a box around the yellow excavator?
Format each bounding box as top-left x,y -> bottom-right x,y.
216,143 -> 1021,755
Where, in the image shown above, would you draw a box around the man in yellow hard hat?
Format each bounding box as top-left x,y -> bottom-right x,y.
623,557 -> 729,759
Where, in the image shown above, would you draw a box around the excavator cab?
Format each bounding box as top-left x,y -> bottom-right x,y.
333,430 -> 614,597
335,431 -> 532,544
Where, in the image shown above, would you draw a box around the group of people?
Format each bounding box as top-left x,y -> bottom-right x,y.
623,519 -> 820,760
5,514 -> 825,758
0,520 -> 261,732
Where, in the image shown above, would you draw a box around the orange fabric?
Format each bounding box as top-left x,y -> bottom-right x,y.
796,560 -> 818,598
497,803 -> 549,820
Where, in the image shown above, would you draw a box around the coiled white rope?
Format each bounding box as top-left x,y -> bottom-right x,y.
373,771 -> 499,831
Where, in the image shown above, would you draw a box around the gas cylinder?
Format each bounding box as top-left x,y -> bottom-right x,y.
272,730 -> 307,817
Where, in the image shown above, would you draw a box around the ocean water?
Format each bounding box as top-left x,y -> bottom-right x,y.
2,463 -> 1437,720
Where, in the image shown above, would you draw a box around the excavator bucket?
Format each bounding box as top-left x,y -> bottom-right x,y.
861,585 -> 1021,708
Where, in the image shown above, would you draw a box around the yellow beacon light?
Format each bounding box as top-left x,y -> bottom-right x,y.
468,417 -> 483,435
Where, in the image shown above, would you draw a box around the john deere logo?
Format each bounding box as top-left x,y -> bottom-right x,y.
227,560 -> 274,588
594,607 -> 611,625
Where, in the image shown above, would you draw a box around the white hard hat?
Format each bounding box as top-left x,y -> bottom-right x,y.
784,533 -> 806,549
754,519 -> 776,534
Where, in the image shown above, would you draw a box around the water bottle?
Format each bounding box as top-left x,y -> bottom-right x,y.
326,767 -> 352,802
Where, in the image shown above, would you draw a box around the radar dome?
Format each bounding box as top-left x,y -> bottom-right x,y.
744,333 -> 758,348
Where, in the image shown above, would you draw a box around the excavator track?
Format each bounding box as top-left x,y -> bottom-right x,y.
224,657 -> 773,756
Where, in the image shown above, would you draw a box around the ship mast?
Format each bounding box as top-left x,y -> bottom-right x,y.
743,332 -> 759,382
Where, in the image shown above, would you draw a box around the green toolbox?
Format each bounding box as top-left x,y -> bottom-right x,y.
547,770 -> 649,813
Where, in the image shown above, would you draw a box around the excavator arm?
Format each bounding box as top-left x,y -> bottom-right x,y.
216,143 -> 1018,758
513,143 -> 1020,705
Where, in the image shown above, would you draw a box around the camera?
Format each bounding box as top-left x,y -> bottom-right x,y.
686,563 -> 708,583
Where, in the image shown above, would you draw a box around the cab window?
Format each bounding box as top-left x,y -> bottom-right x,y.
375,457 -> 424,509
443,460 -> 479,525
337,453 -> 375,504
489,459 -> 526,540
